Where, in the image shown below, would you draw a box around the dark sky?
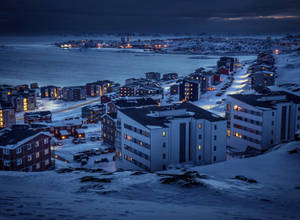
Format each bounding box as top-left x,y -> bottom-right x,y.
1,0 -> 300,34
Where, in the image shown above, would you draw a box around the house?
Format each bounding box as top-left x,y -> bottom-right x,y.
74,129 -> 85,138
115,102 -> 227,171
145,72 -> 161,81
40,86 -> 61,99
102,113 -> 117,147
162,73 -> 178,81
58,130 -> 70,140
24,111 -> 52,124
0,102 -> 16,129
81,104 -> 106,123
226,91 -> 300,154
0,125 -> 53,171
62,86 -> 86,101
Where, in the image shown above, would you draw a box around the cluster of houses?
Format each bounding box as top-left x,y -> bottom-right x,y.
248,53 -> 276,92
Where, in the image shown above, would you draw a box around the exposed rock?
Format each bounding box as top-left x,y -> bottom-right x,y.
80,176 -> 111,183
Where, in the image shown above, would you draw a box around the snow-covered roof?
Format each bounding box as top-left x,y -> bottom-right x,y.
60,130 -> 69,135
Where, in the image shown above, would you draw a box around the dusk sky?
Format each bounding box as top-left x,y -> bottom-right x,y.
1,0 -> 300,34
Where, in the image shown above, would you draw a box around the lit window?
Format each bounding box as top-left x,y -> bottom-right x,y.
36,162 -> 40,169
198,145 -> 201,150
44,138 -> 48,145
28,155 -> 32,161
227,129 -> 231,137
35,141 -> 39,147
198,123 -> 202,129
162,131 -> 166,137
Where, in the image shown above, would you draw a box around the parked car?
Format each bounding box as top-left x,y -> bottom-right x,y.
73,153 -> 85,162
81,158 -> 88,165
97,136 -> 102,141
90,136 -> 97,142
82,125 -> 88,129
91,148 -> 101,155
79,138 -> 86,144
57,141 -> 63,146
94,158 -> 109,164
72,138 -> 79,144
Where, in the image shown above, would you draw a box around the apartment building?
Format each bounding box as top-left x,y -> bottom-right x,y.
0,125 -> 53,171
116,102 -> 226,171
40,86 -> 61,99
226,91 -> 300,154
62,86 -> 86,101
24,111 -> 52,124
0,103 -> 16,129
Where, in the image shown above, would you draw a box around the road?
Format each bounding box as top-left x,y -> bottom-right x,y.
16,97 -> 99,121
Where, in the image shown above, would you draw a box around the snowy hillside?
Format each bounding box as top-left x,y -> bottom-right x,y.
0,141 -> 299,220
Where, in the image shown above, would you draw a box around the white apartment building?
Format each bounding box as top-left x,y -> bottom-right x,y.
115,102 -> 226,171
226,91 -> 300,153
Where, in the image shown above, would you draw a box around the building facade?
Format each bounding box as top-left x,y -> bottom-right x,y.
0,126 -> 53,171
226,91 -> 300,154
115,103 -> 226,171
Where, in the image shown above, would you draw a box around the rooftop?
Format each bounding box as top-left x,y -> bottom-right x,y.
229,91 -> 300,109
119,102 -> 225,128
115,98 -> 158,108
0,125 -> 47,148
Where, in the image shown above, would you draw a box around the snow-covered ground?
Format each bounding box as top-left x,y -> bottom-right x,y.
0,141 -> 299,220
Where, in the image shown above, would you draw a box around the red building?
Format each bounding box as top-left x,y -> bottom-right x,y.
0,125 -> 53,172
24,111 -> 52,124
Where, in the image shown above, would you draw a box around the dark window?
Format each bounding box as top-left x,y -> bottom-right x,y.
272,121 -> 274,126
198,134 -> 202,139
162,153 -> 166,159
198,155 -> 201,161
162,165 -> 166,170
214,135 -> 217,140
272,112 -> 275,116
162,142 -> 166,148
214,125 -> 217,130
214,146 -> 216,151
213,156 -> 216,162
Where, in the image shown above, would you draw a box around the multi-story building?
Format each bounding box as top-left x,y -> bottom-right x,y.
162,73 -> 178,81
217,57 -> 236,74
116,102 -> 226,171
86,82 -> 101,97
250,71 -> 276,91
40,86 -> 61,99
145,72 -> 161,81
107,98 -> 159,114
0,103 -> 16,129
24,111 -> 52,124
0,125 -> 53,171
102,113 -> 117,147
0,85 -> 36,112
179,79 -> 202,102
62,86 -> 86,101
170,84 -> 179,95
226,91 -> 300,154
137,86 -> 163,97
81,104 -> 106,123
119,85 -> 138,97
